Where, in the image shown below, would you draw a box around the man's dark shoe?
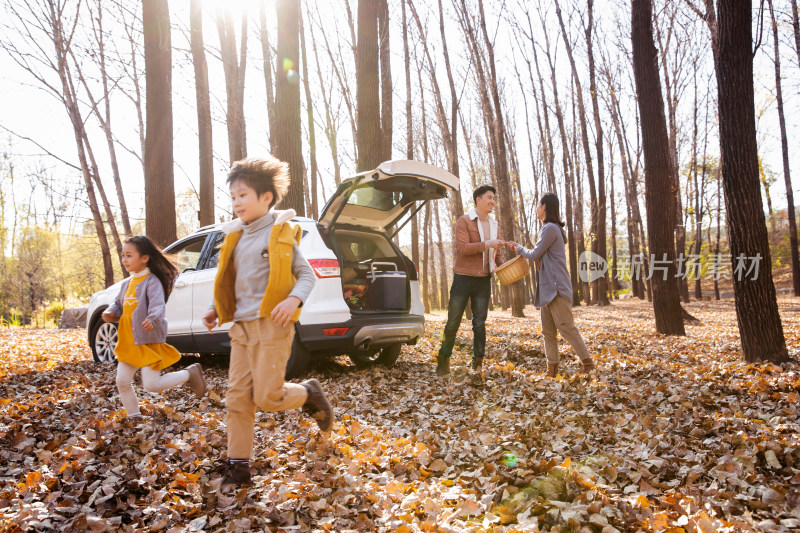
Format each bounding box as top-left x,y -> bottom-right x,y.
208,459 -> 252,487
302,379 -> 334,432
435,359 -> 450,377
472,358 -> 484,371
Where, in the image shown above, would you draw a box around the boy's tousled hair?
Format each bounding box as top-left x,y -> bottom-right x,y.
473,184 -> 496,203
125,236 -> 179,300
227,156 -> 291,210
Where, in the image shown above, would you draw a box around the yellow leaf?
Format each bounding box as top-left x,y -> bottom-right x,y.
636,494 -> 651,508
25,472 -> 42,487
560,458 -> 571,468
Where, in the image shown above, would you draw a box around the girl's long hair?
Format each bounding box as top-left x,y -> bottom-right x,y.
540,193 -> 566,228
126,236 -> 179,300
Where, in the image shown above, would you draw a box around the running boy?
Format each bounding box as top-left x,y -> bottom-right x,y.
202,156 -> 334,487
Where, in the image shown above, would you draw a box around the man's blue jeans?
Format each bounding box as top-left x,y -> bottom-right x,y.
437,274 -> 491,365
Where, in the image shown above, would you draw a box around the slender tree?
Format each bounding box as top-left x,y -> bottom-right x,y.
190,0 -> 214,227
143,0 -> 177,247
768,0 -> 800,297
216,7 -> 248,164
275,0 -> 305,214
631,0 -> 685,335
299,5 -> 319,218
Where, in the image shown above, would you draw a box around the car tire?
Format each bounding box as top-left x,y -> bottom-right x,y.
285,335 -> 312,380
348,343 -> 402,369
90,311 -> 118,364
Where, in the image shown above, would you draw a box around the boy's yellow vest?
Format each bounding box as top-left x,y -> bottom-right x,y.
213,221 -> 303,325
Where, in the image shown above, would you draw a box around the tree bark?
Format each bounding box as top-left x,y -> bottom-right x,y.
768,0 -> 800,297
631,0 -> 685,335
190,0 -> 214,227
260,2 -> 277,153
555,0 -> 599,305
299,5 -> 319,219
275,0 -> 305,214
707,0 -> 788,361
402,0 -> 419,268
143,0 -> 177,247
378,0 -> 392,162
85,0 -> 132,238
356,0 -> 382,172
585,0 -> 609,305
216,7 -> 247,164
475,0 -> 523,317
309,8 -> 341,186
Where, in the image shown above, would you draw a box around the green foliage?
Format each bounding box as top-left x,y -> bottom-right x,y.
45,302 -> 64,322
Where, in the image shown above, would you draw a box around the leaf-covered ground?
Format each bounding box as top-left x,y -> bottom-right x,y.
1,299 -> 799,532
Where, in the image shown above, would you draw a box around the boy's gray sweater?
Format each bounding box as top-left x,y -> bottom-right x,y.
210,209 -> 316,322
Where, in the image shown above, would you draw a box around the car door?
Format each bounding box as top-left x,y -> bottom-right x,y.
190,231 -> 234,351
162,234 -> 209,342
318,159 -> 458,236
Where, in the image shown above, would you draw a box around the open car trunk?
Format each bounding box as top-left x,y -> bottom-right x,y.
317,160 -> 458,314
329,227 -> 416,313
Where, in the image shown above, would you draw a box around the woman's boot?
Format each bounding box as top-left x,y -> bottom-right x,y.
547,363 -> 559,378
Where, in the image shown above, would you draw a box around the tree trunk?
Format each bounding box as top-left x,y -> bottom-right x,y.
609,139 -> 619,298
768,0 -> 800,296
275,0 -> 305,214
86,0 -> 132,238
435,202 -> 449,309
190,0 -> 214,227
356,0 -> 382,172
299,6 -> 319,219
422,203 -> 431,312
378,0 -> 392,162
555,0 -> 599,305
260,2 -> 277,153
585,0 -> 609,305
143,0 -> 177,247
630,0 -> 685,335
309,8 -> 341,186
709,0 -> 788,361
402,0 -> 419,268
216,7 -> 247,164
791,0 -> 800,70
475,0 -> 523,317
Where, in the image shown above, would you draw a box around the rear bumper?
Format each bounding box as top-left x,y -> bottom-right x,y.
296,314 -> 424,352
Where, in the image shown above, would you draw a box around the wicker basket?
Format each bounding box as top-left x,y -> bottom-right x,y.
495,255 -> 530,286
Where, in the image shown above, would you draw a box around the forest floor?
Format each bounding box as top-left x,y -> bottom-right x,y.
1,298 -> 799,532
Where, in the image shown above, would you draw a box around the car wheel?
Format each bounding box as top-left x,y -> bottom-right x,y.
285,335 -> 312,380
348,343 -> 402,369
91,314 -> 118,364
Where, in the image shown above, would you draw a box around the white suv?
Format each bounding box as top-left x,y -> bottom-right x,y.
86,160 -> 458,377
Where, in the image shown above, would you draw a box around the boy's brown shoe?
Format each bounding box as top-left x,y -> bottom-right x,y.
302,379 -> 334,432
580,358 -> 595,374
546,363 -> 559,378
208,459 -> 252,487
186,363 -> 207,398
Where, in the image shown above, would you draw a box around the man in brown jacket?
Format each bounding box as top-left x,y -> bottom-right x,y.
436,185 -> 505,376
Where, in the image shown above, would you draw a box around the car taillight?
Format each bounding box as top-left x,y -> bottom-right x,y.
323,327 -> 350,336
308,259 -> 341,278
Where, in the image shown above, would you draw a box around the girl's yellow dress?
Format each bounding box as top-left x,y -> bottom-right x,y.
114,274 -> 181,370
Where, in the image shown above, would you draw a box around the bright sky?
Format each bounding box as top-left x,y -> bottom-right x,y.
0,0 -> 797,246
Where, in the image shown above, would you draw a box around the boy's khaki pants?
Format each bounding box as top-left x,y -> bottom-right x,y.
226,317 -> 308,459
540,295 -> 592,365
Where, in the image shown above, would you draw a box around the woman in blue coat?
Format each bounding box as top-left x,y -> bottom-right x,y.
509,194 -> 595,378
